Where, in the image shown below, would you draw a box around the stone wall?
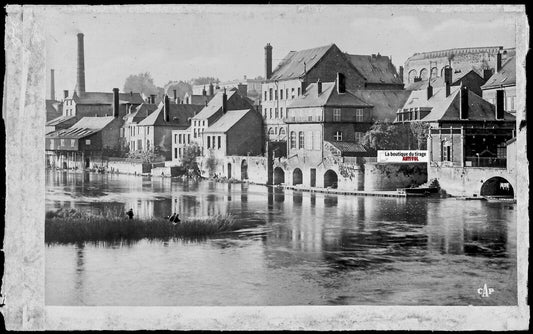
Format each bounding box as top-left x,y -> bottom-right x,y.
107,160 -> 150,174
364,163 -> 427,191
198,155 -> 269,184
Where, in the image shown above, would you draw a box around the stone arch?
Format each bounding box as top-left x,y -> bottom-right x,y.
480,176 -> 514,198
408,69 -> 417,83
324,169 -> 338,189
273,167 -> 285,185
419,68 -> 429,80
241,159 -> 248,180
430,67 -> 438,78
293,168 -> 303,185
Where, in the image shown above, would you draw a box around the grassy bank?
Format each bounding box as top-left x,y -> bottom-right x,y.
45,209 -> 248,244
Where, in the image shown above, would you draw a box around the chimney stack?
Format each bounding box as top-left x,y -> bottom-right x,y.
173,89 -> 177,102
75,33 -> 86,96
150,94 -> 156,104
444,67 -> 452,86
50,69 -> 56,100
495,89 -> 504,120
64,90 -> 69,99
317,79 -> 322,95
445,82 -> 451,97
112,88 -> 119,118
202,86 -> 207,96
399,66 -> 404,83
483,69 -> 493,82
222,88 -> 227,114
496,52 -> 502,72
265,43 -> 273,80
336,72 -> 346,94
209,82 -> 214,96
459,85 -> 469,120
427,83 -> 433,99
164,95 -> 170,122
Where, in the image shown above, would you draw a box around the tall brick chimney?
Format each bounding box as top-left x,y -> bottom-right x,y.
317,79 -> 322,95
112,88 -> 119,118
222,88 -> 227,114
496,52 -> 502,72
459,85 -> 469,120
209,82 -> 214,96
265,43 -> 273,80
64,90 -> 69,99
427,83 -> 433,100
75,33 -> 86,96
164,95 -> 170,122
495,89 -> 504,120
150,94 -> 156,104
50,69 -> 55,100
399,66 -> 404,83
483,69 -> 493,82
336,72 -> 346,94
173,89 -> 177,103
202,86 -> 207,96
444,67 -> 452,85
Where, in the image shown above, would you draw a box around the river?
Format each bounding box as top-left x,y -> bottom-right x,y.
45,170 -> 517,306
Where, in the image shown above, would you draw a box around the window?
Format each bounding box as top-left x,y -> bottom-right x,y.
147,127 -> 149,135
264,91 -> 267,101
275,108 -> 279,118
50,140 -> 54,149
60,139 -> 65,146
506,96 -> 515,111
286,88 -> 289,99
334,131 -> 342,141
290,131 -> 297,148
218,136 -> 221,149
269,108 -> 273,119
298,87 -> 301,96
291,88 -> 295,99
179,147 -> 182,157
441,141 -> 451,161
355,132 -> 364,143
85,139 -> 91,145
207,136 -> 211,148
356,109 -> 364,122
268,127 -> 274,136
263,107 -> 267,118
188,134 -> 190,143
146,140 -> 150,150
497,144 -> 506,158
193,129 -> 197,138
279,128 -> 286,136
269,88 -> 273,100
280,89 -> 283,100
70,139 -> 75,146
202,120 -> 205,127
174,148 -> 178,159
280,107 -> 284,119
275,89 -> 278,100
333,108 -> 341,121
299,131 -> 305,149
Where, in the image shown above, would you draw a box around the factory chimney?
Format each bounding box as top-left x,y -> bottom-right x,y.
222,88 -> 227,114
150,94 -> 156,104
265,43 -> 273,80
112,88 -> 119,118
317,79 -> 322,95
75,33 -> 86,96
50,69 -> 56,100
496,52 -> 502,72
164,95 -> 170,122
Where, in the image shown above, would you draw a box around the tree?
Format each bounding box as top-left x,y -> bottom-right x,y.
190,77 -> 219,85
361,121 -> 418,151
409,121 -> 430,150
164,81 -> 192,99
181,143 -> 202,174
123,72 -> 159,95
126,150 -> 161,163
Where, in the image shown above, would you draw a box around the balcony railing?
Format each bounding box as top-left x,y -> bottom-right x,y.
464,156 -> 507,168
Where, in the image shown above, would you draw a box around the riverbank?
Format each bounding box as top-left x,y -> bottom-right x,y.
45,209 -> 252,244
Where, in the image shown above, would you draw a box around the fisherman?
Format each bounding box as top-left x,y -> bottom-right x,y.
172,214 -> 181,225
126,208 -> 134,220
169,212 -> 177,223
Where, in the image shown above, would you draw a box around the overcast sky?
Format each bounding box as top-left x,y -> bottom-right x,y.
43,5 -> 519,96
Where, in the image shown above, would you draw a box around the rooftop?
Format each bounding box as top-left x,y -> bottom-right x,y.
481,56 -> 516,90
404,69 -> 482,91
287,82 -> 371,109
46,116 -> 116,139
204,109 -> 251,133
269,44 -> 334,81
68,91 -> 144,105
345,54 -> 402,85
138,102 -> 203,127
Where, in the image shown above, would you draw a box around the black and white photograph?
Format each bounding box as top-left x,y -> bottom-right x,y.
2,4 -> 529,331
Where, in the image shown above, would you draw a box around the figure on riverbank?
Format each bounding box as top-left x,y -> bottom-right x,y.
172,214 -> 181,225
169,212 -> 176,222
126,208 -> 134,220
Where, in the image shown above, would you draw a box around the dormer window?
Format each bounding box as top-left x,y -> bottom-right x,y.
334,131 -> 343,141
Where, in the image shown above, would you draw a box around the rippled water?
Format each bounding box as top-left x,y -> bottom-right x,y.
45,170 -> 517,306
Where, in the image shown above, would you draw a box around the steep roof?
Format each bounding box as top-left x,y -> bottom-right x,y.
481,56 -> 516,90
193,90 -> 248,120
325,141 -> 368,156
46,100 -> 63,121
351,90 -> 411,121
204,109 -> 251,133
405,69 -> 483,91
46,115 -> 77,126
402,85 -> 515,122
269,44 -> 335,81
123,103 -> 158,123
69,91 -> 144,105
47,116 -> 116,139
287,82 -> 371,109
345,54 -> 402,85
138,102 -> 202,127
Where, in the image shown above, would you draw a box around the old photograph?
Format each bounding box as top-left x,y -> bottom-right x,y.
3,4 -> 529,331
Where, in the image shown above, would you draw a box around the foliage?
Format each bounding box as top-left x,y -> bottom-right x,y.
123,72 -> 159,95
361,121 -> 419,151
181,143 -> 202,173
190,76 -> 219,85
409,121 -> 430,150
205,151 -> 218,176
126,149 -> 162,163
164,81 -> 192,99
45,210 -> 254,244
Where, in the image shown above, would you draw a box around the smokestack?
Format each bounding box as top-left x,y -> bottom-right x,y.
495,89 -> 504,120
265,43 -> 273,80
336,72 -> 346,94
164,95 -> 170,122
496,52 -> 502,72
317,79 -> 322,95
64,90 -> 69,99
75,33 -> 86,96
459,85 -> 469,120
222,88 -> 227,114
112,88 -> 119,118
209,82 -> 214,96
399,66 -> 404,83
444,67 -> 452,85
427,83 -> 433,99
483,69 -> 493,82
202,86 -> 207,96
150,94 -> 156,104
173,89 -> 177,102
50,69 -> 55,100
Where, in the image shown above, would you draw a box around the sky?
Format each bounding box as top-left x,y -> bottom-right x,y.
42,5 -> 520,97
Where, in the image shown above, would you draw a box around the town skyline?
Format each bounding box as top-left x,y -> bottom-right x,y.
44,5 -> 517,94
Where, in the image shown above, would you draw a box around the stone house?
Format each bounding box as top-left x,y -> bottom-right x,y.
481,56 -> 516,115
405,67 -> 491,96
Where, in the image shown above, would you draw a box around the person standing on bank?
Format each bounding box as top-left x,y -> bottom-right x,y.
126,208 -> 134,220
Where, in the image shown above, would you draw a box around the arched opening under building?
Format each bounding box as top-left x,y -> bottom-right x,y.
273,167 -> 285,185
408,69 -> 417,83
241,160 -> 248,180
480,177 -> 514,198
419,68 -> 429,80
293,168 -> 303,185
227,163 -> 232,179
324,170 -> 338,189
